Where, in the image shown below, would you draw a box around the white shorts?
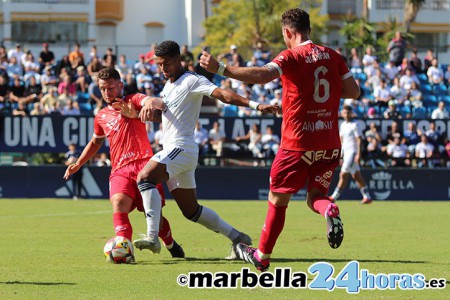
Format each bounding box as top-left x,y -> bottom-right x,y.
151,147 -> 198,192
341,151 -> 360,174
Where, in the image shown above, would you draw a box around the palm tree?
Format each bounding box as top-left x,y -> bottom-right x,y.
404,0 -> 425,33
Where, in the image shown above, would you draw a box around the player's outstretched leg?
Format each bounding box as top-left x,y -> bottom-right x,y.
235,243 -> 270,272
309,195 -> 344,249
159,216 -> 185,258
325,203 -> 344,249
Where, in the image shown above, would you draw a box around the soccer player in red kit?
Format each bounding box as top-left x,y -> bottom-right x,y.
63,67 -> 184,259
200,8 -> 360,271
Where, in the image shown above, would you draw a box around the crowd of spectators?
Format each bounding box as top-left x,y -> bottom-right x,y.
0,39 -> 449,167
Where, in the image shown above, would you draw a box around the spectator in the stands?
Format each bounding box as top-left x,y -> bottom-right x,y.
89,45 -> 99,62
348,47 -> 362,73
390,76 -> 407,103
194,122 -> 209,165
58,75 -> 76,96
13,100 -> 29,116
367,107 -> 379,119
386,136 -> 411,167
423,49 -> 434,72
115,54 -> 132,78
7,56 -> 23,78
220,45 -> 245,67
384,60 -> 400,83
398,57 -> 411,76
41,66 -> 58,93
180,44 -> 194,66
261,126 -> 280,158
38,43 -> 55,72
365,67 -> 382,91
103,48 -> 117,67
9,77 -> 26,103
415,134 -> 434,168
236,123 -> 264,161
409,49 -> 422,74
444,65 -> 450,85
136,67 -> 153,93
399,68 -> 420,91
386,121 -> 404,145
25,75 -> 42,103
88,75 -> 102,107
69,42 -> 85,70
96,153 -> 111,167
87,55 -> 103,77
427,58 -> 444,85
209,121 -> 226,158
384,100 -> 402,120
406,81 -> 422,108
30,102 -> 44,116
431,101 -> 449,119
62,99 -> 80,115
362,46 -> 376,68
40,87 -> 59,113
253,42 -> 271,66
270,89 -> 282,107
365,122 -> 382,144
123,73 -> 138,96
74,66 -> 89,93
153,123 -> 164,153
387,31 -> 407,67
7,43 -> 24,63
404,122 -> 421,155
425,121 -> 444,154
373,78 -> 391,107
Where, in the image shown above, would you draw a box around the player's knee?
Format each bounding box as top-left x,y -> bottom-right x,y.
137,169 -> 151,183
186,204 -> 202,222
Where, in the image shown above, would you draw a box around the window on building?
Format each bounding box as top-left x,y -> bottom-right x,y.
12,21 -> 88,44
414,32 -> 448,52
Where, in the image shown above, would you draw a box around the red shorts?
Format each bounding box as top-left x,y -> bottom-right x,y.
109,159 -> 165,212
270,148 -> 340,195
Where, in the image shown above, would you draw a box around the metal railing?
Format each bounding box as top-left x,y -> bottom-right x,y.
11,0 -> 89,4
376,0 -> 450,10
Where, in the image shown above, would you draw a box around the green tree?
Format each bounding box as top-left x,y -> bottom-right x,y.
199,0 -> 328,58
339,15 -> 376,53
404,0 -> 425,33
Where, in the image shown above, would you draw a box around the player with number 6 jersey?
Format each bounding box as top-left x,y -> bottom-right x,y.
200,8 -> 360,271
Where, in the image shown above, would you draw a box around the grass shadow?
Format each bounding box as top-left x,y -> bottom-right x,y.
1,281 -> 76,286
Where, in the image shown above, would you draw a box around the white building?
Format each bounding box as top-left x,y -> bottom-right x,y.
324,0 -> 450,62
0,0 -> 216,59
0,0 -> 449,62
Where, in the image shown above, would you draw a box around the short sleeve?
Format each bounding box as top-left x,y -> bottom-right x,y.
93,115 -> 106,138
269,49 -> 292,77
339,55 -> 352,80
191,75 -> 217,97
126,93 -> 147,110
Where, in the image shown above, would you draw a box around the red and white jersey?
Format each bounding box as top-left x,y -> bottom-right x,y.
268,40 -> 352,151
93,93 -> 153,172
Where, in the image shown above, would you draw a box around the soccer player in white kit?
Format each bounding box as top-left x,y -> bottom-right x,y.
330,106 -> 372,204
133,40 -> 280,257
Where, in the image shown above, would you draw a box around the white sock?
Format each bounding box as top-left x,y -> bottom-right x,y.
193,206 -> 234,240
360,186 -> 371,199
138,182 -> 161,238
331,188 -> 342,200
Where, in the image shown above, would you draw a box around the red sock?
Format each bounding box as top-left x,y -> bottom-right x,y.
312,196 -> 332,216
159,216 -> 174,247
258,201 -> 287,255
113,212 -> 133,240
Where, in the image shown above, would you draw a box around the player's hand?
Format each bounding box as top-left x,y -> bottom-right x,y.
111,100 -> 138,118
139,98 -> 164,122
199,51 -> 220,74
257,104 -> 281,116
63,163 -> 81,180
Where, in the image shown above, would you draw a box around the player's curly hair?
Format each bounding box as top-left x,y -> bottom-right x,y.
98,67 -> 121,81
155,40 -> 180,58
281,8 -> 310,33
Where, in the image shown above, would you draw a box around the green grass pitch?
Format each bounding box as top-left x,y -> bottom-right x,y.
1,199 -> 449,299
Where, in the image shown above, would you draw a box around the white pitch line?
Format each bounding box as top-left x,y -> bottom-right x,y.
0,210 -> 111,218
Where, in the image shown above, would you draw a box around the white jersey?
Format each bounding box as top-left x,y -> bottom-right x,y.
340,120 -> 361,154
160,71 -> 217,152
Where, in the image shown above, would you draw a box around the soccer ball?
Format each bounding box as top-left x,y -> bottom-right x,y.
103,236 -> 134,264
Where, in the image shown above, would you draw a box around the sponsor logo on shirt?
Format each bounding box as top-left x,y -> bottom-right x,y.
301,120 -> 333,132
